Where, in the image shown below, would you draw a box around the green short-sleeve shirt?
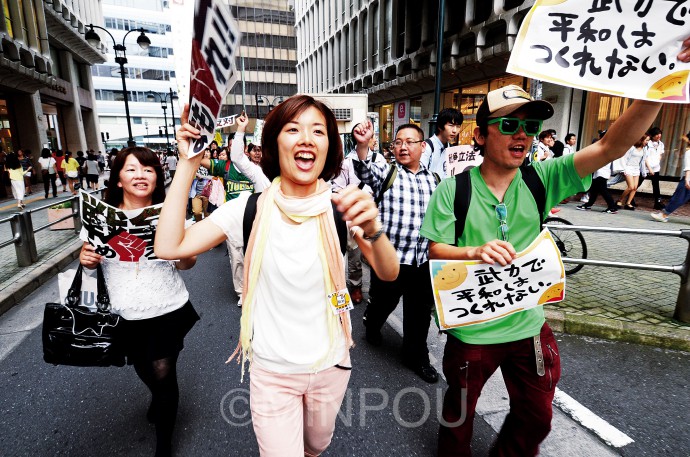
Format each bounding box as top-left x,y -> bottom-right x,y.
420,154 -> 591,344
209,159 -> 254,201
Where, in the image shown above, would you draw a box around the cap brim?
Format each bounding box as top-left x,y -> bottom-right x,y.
489,100 -> 554,121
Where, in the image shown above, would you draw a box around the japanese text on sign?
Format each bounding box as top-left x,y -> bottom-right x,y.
79,191 -> 163,262
188,0 -> 241,157
431,230 -> 566,329
445,145 -> 484,176
507,0 -> 690,103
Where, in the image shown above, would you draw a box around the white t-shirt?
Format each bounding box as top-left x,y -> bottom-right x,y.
38,157 -> 56,174
645,140 -> 664,173
209,193 -> 348,374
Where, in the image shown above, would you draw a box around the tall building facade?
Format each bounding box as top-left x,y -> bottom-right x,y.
221,0 -> 297,134
91,0 -> 177,149
296,0 -> 690,177
0,0 -> 104,158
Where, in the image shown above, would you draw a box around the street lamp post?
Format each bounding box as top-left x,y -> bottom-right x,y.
147,90 -> 178,152
85,24 -> 151,148
255,94 -> 284,118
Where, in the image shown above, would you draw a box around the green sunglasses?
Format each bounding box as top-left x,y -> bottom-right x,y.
487,117 -> 543,136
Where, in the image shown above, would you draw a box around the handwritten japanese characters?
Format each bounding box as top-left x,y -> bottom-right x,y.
216,114 -> 238,129
508,0 -> 690,102
431,230 -> 566,329
188,0 -> 241,157
445,145 -> 484,176
79,191 -> 163,262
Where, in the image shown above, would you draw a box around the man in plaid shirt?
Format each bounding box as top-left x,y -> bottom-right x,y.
352,120 -> 440,384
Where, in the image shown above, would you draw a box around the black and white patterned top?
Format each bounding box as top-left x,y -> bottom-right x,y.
353,159 -> 438,266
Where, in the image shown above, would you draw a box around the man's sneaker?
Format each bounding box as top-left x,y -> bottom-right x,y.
603,208 -> 618,214
651,212 -> 669,222
580,195 -> 590,203
576,205 -> 591,211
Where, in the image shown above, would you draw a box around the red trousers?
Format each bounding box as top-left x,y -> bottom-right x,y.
438,323 -> 561,457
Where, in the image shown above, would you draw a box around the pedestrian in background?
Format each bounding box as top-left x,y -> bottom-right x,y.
617,134 -> 650,210
80,147 -> 199,457
85,151 -> 100,191
38,148 -> 58,198
651,130 -> 690,223
640,127 -> 665,210
18,149 -> 33,195
53,150 -> 67,193
61,151 -> 80,195
5,152 -> 31,209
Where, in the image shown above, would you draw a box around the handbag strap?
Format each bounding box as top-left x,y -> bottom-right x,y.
65,263 -> 112,312
95,264 -> 111,312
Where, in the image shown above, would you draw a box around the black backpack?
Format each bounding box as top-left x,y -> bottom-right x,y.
364,165 -> 440,205
242,192 -> 348,255
452,165 -> 546,244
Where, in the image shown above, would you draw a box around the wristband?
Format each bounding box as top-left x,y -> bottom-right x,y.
363,226 -> 385,243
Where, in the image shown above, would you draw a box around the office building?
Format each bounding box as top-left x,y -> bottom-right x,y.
221,0 -> 298,138
0,0 -> 104,157
91,0 -> 177,149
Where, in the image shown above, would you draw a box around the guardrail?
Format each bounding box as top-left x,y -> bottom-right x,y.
544,223 -> 690,324
0,188 -> 105,268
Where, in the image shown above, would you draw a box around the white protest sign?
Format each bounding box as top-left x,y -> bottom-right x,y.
79,191 -> 163,262
446,145 -> 483,176
508,0 -> 690,103
431,229 -> 565,329
188,0 -> 241,157
216,114 -> 238,129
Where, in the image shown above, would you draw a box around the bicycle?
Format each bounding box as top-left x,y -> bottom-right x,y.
543,216 -> 587,275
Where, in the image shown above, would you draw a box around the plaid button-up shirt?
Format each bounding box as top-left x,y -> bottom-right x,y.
353,159 -> 438,266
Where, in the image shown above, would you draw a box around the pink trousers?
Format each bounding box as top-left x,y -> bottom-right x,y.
249,363 -> 351,456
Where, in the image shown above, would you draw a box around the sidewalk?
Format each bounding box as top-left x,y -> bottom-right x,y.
0,176 -> 108,315
1,180 -> 689,351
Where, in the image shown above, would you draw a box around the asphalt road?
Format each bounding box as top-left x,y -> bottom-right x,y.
1,246 -> 688,456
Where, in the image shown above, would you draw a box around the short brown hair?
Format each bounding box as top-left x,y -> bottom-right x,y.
106,147 -> 166,207
260,95 -> 343,181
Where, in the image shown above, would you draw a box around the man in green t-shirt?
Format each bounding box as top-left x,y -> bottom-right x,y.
421,85 -> 669,456
201,145 -> 254,304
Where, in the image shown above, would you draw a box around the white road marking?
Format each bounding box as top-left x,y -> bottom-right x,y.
554,388 -> 634,448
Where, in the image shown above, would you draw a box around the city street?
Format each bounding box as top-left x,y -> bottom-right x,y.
1,244 -> 688,456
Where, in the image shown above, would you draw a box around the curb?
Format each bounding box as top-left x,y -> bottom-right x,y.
0,239 -> 82,317
545,309 -> 690,352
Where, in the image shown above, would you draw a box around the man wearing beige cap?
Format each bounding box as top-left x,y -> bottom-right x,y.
421,83 -> 681,455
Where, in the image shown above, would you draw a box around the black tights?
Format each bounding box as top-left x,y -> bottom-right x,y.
133,354 -> 180,457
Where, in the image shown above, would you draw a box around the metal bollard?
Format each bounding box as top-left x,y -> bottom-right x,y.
10,212 -> 32,267
72,196 -> 82,235
673,229 -> 690,323
19,211 -> 38,263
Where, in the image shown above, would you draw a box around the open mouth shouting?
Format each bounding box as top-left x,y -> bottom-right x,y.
295,151 -> 316,171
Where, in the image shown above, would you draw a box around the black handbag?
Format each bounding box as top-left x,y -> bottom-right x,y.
42,264 -> 126,367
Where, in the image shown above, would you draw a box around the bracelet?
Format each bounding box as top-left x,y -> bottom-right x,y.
363,226 -> 385,243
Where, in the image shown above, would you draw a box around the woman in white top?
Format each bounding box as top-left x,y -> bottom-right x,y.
642,127 -> 665,209
617,134 -> 650,210
155,95 -> 400,456
79,147 -> 199,457
38,148 -> 58,198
